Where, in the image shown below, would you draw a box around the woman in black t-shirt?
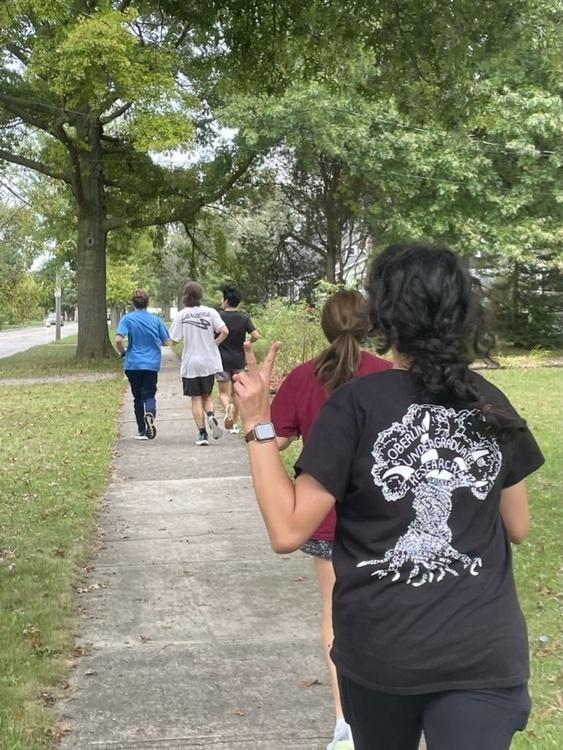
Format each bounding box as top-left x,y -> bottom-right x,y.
233,244 -> 544,750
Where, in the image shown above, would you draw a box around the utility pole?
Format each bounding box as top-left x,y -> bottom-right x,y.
55,272 -> 62,342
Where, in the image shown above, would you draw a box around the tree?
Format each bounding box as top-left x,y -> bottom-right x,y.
0,2 -> 259,358
0,0 -> 536,357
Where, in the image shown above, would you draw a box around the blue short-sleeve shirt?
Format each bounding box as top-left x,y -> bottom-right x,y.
117,310 -> 169,371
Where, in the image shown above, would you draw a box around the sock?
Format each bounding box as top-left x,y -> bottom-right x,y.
199,427 -> 207,436
206,410 -> 215,418
334,718 -> 351,741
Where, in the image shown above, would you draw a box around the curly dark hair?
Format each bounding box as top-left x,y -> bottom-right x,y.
367,243 -> 525,438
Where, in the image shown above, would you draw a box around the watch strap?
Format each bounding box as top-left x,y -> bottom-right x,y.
244,422 -> 276,443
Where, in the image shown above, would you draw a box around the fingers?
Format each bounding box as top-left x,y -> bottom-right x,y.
244,340 -> 258,373
261,341 -> 281,380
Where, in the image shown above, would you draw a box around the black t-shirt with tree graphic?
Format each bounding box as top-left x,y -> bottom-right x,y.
296,369 -> 544,694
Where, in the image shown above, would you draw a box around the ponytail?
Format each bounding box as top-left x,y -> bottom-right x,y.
315,332 -> 362,393
313,290 -> 370,393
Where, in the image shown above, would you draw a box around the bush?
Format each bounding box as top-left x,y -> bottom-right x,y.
250,298 -> 326,384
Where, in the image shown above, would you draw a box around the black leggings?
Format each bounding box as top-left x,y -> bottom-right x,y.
339,674 -> 531,750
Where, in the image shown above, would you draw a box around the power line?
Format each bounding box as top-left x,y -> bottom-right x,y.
0,174 -> 33,205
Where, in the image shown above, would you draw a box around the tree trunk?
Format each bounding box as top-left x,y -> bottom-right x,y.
75,118 -> 114,360
110,305 -> 122,330
325,247 -> 337,283
510,262 -> 520,326
162,302 -> 171,321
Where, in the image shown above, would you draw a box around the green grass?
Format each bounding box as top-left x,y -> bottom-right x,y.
485,369 -> 563,749
0,336 -> 121,378
0,378 -> 123,749
281,369 -> 562,747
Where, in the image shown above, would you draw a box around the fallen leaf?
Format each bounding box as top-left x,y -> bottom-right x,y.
300,678 -> 323,688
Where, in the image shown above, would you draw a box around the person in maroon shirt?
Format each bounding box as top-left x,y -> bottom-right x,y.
271,290 -> 391,750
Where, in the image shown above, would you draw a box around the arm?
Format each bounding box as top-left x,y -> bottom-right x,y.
276,435 -> 295,451
249,329 -> 260,343
247,441 -> 335,552
234,341 -> 334,553
500,481 -> 530,544
215,324 -> 229,346
115,334 -> 126,357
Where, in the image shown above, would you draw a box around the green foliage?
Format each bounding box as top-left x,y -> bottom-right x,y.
485,256 -> 563,348
0,200 -> 44,325
106,259 -> 140,307
251,297 -> 325,380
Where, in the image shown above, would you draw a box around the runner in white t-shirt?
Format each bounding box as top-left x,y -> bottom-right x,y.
170,281 -> 229,445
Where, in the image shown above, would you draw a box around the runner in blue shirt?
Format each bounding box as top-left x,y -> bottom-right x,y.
116,289 -> 171,440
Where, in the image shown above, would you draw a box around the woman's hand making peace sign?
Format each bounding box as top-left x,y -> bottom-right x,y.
232,340 -> 281,433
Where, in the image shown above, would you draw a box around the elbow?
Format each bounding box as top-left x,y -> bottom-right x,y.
508,527 -> 529,545
505,520 -> 530,545
269,531 -> 302,555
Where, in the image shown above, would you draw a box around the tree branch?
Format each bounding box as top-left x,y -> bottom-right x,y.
106,153 -> 256,232
100,101 -> 133,125
6,44 -> 30,66
0,91 -> 67,119
105,198 -> 204,232
0,148 -> 71,183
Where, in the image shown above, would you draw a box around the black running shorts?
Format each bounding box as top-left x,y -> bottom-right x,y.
182,374 -> 215,397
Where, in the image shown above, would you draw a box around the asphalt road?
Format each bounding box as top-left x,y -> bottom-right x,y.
0,322 -> 78,359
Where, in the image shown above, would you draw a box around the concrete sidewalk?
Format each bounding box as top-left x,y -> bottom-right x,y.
59,349 -> 333,749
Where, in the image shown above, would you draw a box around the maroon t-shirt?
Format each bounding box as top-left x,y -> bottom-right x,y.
271,351 -> 392,540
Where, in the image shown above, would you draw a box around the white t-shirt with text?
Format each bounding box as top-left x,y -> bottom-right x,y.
170,305 -> 225,378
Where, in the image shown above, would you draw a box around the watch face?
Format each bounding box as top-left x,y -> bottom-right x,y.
254,422 -> 276,441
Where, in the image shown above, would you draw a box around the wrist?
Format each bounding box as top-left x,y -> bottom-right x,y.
244,420 -> 276,443
243,414 -> 271,434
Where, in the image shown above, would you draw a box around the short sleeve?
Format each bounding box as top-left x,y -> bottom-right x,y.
159,320 -> 170,343
211,308 -> 224,332
473,373 -> 545,488
503,427 -> 545,488
271,372 -> 301,438
295,386 -> 360,502
169,313 -> 182,341
116,317 -> 129,337
245,315 -> 256,334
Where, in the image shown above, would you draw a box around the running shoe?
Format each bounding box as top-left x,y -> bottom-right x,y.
195,433 -> 209,446
135,433 -> 149,441
224,403 -> 235,430
144,412 -> 157,440
207,414 -> 222,440
229,423 -> 240,434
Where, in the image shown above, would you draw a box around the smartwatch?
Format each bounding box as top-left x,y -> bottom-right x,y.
244,422 -> 276,443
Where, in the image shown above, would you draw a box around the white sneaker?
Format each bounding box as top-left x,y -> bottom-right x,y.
207,414 -> 222,440
229,424 -> 240,434
195,434 -> 209,446
135,433 -> 149,441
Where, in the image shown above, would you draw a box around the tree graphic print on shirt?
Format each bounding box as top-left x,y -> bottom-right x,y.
357,404 -> 502,587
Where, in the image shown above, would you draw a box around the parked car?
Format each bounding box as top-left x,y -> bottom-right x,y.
45,312 -> 64,327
